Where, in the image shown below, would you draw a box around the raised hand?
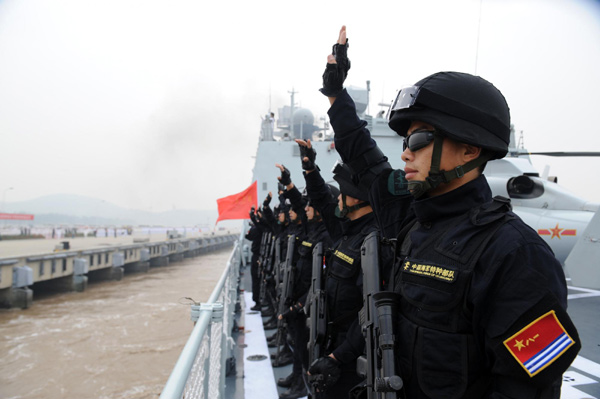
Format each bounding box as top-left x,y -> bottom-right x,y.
275,163 -> 292,186
320,25 -> 350,98
295,139 -> 318,171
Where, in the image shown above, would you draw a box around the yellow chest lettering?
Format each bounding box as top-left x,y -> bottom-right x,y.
334,250 -> 354,265
405,261 -> 456,283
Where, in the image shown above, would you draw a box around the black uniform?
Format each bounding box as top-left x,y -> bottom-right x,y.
245,222 -> 263,306
304,168 -> 380,398
329,89 -> 580,398
284,185 -> 333,377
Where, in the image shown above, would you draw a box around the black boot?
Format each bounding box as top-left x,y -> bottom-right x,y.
278,374 -> 308,399
263,317 -> 278,330
277,372 -> 295,388
250,303 -> 261,311
272,351 -> 294,367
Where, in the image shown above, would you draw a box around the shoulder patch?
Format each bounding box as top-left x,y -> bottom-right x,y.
387,169 -> 410,196
503,310 -> 575,377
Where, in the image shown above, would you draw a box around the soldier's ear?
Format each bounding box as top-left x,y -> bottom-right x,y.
462,144 -> 481,162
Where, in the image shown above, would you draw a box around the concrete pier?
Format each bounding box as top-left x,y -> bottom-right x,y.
124,261 -> 150,274
0,287 -> 33,309
150,256 -> 169,267
0,233 -> 238,308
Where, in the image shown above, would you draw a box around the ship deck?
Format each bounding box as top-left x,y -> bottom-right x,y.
230,264 -> 600,398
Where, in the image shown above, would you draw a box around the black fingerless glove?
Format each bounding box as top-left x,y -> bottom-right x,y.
308,356 -> 342,392
279,165 -> 292,185
263,193 -> 272,207
299,144 -> 319,171
319,40 -> 351,97
281,303 -> 302,319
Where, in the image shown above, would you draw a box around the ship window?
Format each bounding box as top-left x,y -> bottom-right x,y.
105,253 -> 109,263
506,175 -> 544,199
90,255 -> 94,266
51,260 -> 56,274
98,254 -> 102,264
124,251 -> 128,260
262,182 -> 268,191
62,258 -> 67,271
40,261 -> 44,276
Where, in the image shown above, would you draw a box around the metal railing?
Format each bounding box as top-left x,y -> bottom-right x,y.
160,236 -> 242,399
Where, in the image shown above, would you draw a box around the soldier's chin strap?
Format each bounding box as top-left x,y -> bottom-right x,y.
408,134 -> 491,199
335,193 -> 370,218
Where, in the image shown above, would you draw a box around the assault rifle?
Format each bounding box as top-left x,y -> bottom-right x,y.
261,235 -> 278,312
274,234 -> 296,362
359,231 -> 403,399
307,242 -> 327,368
258,232 -> 272,305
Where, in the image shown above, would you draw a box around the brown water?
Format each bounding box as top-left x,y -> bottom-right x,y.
0,249 -> 231,399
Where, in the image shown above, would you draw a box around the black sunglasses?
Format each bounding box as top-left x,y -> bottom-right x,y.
403,130 -> 436,152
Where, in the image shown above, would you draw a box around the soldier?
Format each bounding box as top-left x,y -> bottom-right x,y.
245,208 -> 265,311
291,140 -> 384,399
275,164 -> 333,399
316,25 -> 580,398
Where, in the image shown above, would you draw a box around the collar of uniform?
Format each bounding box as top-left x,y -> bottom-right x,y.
413,175 -> 492,223
341,211 -> 375,235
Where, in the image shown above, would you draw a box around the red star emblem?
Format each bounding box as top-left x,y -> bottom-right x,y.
550,223 -> 563,239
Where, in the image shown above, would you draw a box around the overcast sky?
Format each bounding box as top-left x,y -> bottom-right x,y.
0,0 -> 599,212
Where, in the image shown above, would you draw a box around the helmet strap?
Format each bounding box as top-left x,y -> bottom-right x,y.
334,193 -> 370,218
409,133 -> 491,199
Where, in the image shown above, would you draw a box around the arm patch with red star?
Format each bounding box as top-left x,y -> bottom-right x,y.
503,310 -> 575,377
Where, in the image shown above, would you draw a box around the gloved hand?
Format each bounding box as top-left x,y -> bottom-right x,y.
320,27 -> 350,97
263,192 -> 272,207
280,302 -> 302,319
308,356 -> 342,392
299,143 -> 318,171
278,165 -> 292,186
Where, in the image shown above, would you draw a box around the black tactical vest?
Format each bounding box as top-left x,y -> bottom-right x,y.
326,222 -> 378,346
392,197 -> 513,399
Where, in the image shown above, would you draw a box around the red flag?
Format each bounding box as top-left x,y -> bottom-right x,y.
215,181 -> 258,223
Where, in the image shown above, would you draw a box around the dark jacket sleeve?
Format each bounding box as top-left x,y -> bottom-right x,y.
284,185 -> 305,214
331,318 -> 364,364
473,224 -> 580,397
328,89 -> 413,239
329,89 -> 378,163
304,169 -> 343,241
262,204 -> 277,229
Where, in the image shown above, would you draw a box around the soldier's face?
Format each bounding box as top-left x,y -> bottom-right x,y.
337,193 -> 360,211
401,121 -> 472,196
289,209 -> 297,221
305,205 -> 315,220
278,212 -> 286,223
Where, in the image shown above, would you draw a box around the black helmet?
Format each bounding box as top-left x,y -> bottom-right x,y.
327,183 -> 340,200
388,71 -> 510,159
332,162 -> 369,201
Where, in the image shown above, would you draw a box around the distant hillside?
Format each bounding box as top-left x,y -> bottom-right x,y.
3,194 -> 219,226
